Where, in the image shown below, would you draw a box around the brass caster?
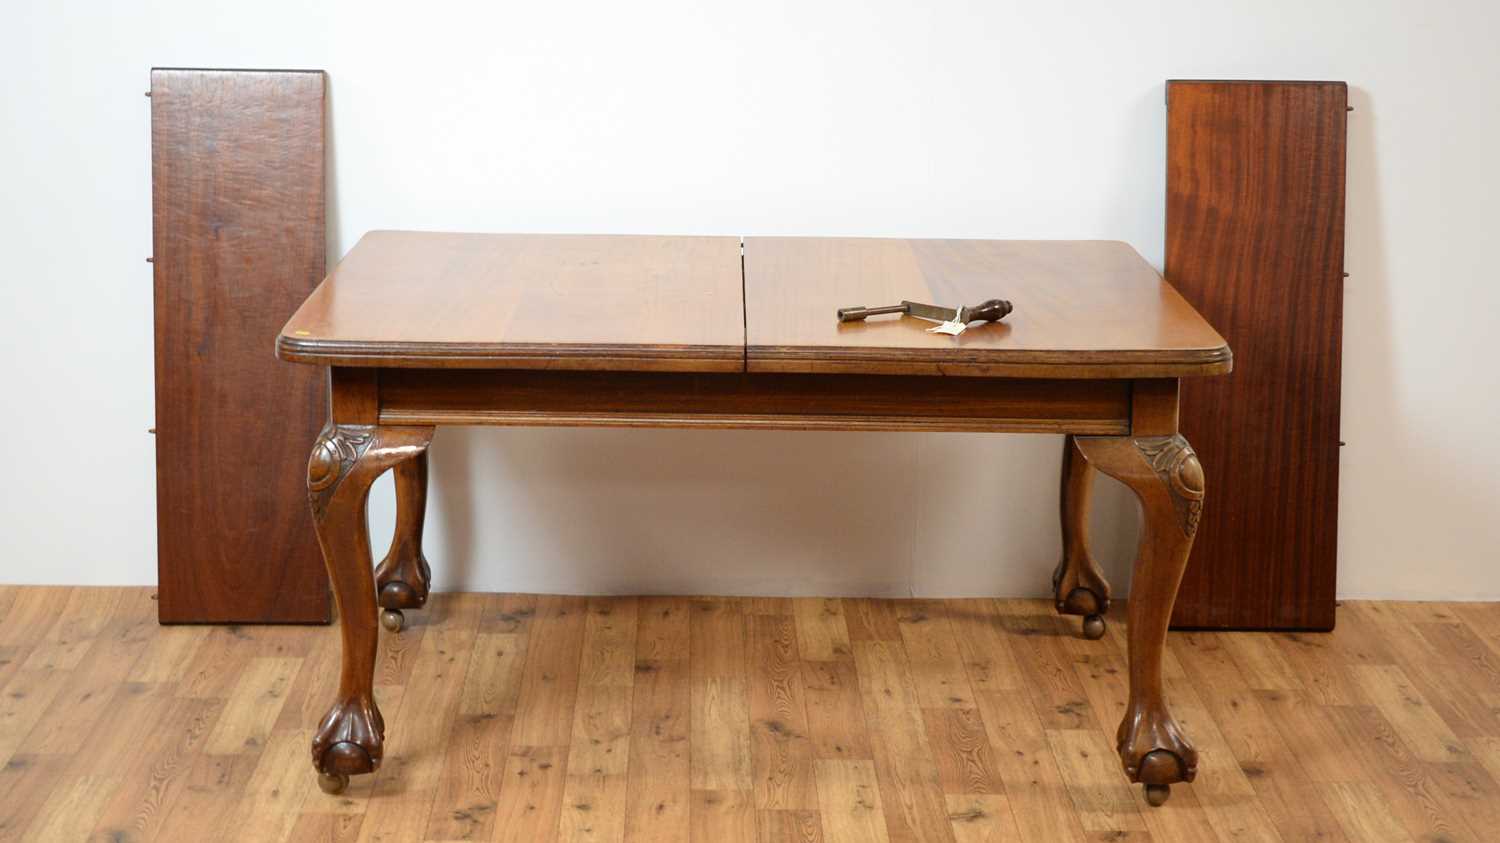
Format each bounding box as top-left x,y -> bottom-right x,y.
380,608 -> 405,633
1144,783 -> 1170,807
318,772 -> 349,795
1082,614 -> 1106,640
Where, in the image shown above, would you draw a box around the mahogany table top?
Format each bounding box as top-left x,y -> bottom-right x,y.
279,231 -> 1230,379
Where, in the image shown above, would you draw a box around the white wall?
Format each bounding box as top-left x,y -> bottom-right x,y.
2,1 -> 1496,600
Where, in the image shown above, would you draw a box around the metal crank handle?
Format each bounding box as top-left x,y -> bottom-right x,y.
836,304 -> 909,322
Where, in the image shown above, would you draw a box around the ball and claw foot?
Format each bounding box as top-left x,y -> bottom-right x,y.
1082,614 -> 1106,640
380,608 -> 405,633
1130,748 -> 1192,808
1055,586 -> 1109,641
313,702 -> 383,796
378,580 -> 421,633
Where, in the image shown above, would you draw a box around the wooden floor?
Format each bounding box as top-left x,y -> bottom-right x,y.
2,589 -> 1500,842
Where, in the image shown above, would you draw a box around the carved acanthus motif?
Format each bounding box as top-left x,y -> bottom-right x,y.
307,424 -> 376,519
1134,435 -> 1205,538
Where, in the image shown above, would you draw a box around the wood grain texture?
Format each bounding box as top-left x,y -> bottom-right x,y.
813,760 -> 891,843
151,67 -> 329,623
2,588 -> 1499,841
1165,79 -> 1348,630
625,598 -> 691,843
852,641 -> 955,842
376,369 -> 1132,434
280,233 -> 1229,379
690,601 -> 754,794
278,232 -> 745,371
746,614 -> 818,811
744,237 -> 1230,378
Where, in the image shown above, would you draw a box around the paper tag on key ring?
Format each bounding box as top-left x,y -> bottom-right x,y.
925,306 -> 969,337
926,319 -> 967,336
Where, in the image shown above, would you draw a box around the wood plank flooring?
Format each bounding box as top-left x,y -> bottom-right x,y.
2,587 -> 1499,842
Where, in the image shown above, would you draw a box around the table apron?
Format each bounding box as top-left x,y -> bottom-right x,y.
369,368 -> 1134,435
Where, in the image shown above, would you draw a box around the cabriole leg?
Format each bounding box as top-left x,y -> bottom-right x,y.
307,422 -> 434,794
1075,433 -> 1203,806
1052,434 -> 1112,639
374,450 -> 432,633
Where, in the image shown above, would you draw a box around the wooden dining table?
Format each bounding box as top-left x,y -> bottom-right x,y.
277,231 -> 1231,806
